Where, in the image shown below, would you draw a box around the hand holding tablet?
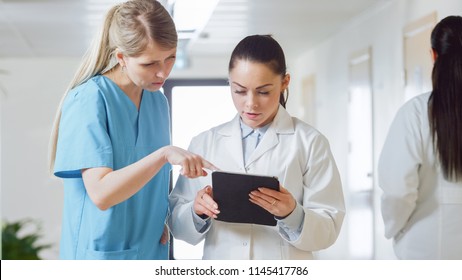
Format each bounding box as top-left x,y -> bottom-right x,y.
211,171 -> 280,226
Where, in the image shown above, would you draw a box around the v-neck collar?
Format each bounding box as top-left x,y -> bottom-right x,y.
100,75 -> 144,145
101,75 -> 143,113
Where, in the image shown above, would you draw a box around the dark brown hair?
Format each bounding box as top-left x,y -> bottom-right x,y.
228,35 -> 289,107
429,15 -> 462,181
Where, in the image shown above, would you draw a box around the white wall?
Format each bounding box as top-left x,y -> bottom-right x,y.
1,0 -> 461,260
171,55 -> 229,79
1,57 -> 80,259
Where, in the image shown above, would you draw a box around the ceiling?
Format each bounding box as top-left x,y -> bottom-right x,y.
0,0 -> 388,64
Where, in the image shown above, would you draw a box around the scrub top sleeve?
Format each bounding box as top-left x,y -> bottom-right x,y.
54,85 -> 113,178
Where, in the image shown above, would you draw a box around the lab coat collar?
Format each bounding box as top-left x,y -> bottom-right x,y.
217,106 -> 295,168
217,106 -> 294,136
271,105 -> 295,135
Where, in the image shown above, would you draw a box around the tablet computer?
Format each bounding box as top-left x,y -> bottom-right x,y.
211,170 -> 280,226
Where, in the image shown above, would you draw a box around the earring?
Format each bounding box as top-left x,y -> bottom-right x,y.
121,65 -> 126,73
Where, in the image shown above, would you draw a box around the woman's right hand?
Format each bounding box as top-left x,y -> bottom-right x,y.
194,185 -> 220,219
161,146 -> 218,178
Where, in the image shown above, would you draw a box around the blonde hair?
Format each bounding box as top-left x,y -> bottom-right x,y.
48,0 -> 177,174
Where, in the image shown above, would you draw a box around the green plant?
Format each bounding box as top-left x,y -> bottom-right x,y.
2,219 -> 52,260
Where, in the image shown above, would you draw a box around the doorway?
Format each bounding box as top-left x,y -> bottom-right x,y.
403,12 -> 437,101
347,48 -> 374,259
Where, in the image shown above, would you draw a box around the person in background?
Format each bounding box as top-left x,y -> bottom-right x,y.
169,35 -> 345,259
49,0 -> 215,260
378,15 -> 462,259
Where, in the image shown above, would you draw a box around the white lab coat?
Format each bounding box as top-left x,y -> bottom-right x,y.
169,106 -> 345,259
378,92 -> 462,259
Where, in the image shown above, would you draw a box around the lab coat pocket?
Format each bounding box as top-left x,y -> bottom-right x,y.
84,247 -> 138,260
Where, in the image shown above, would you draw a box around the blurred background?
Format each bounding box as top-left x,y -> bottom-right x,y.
1,0 -> 461,259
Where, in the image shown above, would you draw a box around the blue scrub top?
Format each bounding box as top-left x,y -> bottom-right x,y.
54,75 -> 171,260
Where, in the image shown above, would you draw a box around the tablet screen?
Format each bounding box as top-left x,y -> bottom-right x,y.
211,171 -> 279,226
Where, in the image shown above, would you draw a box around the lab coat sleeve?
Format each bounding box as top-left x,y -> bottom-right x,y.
168,133 -> 213,245
168,174 -> 210,245
378,100 -> 422,239
277,203 -> 305,241
289,134 -> 346,251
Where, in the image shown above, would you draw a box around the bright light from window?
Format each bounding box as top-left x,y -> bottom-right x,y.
171,85 -> 235,259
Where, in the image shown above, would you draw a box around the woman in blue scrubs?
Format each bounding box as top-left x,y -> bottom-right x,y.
48,0 -> 215,260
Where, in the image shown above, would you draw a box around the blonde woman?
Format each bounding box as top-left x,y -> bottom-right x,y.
49,0 -> 215,260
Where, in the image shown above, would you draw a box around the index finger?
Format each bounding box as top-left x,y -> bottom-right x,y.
201,159 -> 219,172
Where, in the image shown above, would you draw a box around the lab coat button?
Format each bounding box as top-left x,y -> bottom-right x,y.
243,242 -> 247,246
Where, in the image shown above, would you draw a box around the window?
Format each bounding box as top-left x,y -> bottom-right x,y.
163,79 -> 235,259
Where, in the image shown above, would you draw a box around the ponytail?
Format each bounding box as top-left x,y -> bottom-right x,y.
48,4 -> 121,174
429,15 -> 462,181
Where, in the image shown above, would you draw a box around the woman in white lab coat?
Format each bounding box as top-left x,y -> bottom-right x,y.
168,35 -> 345,259
378,15 -> 462,259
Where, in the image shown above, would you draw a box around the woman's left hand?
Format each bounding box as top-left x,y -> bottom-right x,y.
160,224 -> 169,245
249,185 -> 296,218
